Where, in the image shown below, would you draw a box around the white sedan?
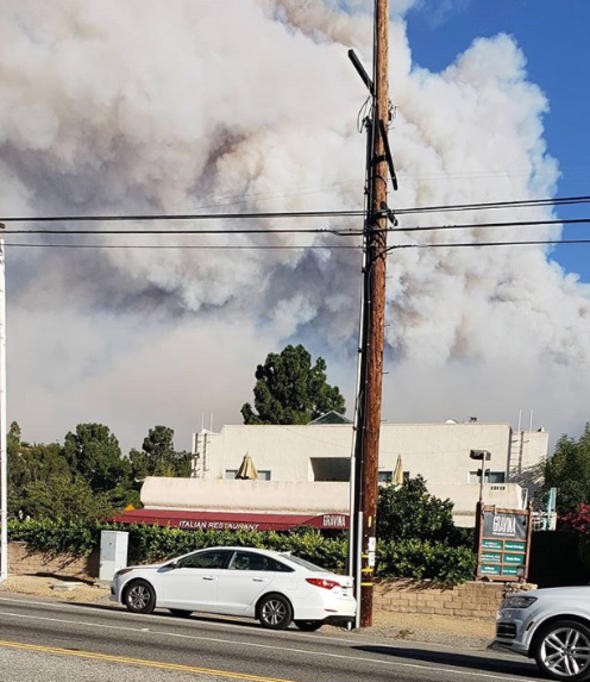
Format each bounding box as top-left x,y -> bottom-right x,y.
110,545 -> 356,631
496,586 -> 590,680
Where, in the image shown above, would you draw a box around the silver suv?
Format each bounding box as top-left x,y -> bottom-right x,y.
496,586 -> 590,681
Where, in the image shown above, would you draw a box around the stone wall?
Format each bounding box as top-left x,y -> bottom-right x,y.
375,579 -> 507,619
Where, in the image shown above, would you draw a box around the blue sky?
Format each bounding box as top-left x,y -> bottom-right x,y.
405,0 -> 590,282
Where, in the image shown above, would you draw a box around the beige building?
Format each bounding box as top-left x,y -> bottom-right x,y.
180,419 -> 549,527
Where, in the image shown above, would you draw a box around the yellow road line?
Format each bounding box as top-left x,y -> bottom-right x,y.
0,638 -> 296,682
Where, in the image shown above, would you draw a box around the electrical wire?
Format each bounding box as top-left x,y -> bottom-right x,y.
395,194 -> 590,216
4,238 -> 590,251
2,194 -> 590,224
4,215 -> 590,236
4,227 -> 351,235
4,242 -> 362,250
0,211 -> 362,223
392,216 -> 590,233
386,238 -> 590,252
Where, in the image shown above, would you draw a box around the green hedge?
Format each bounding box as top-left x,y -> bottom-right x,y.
8,519 -> 475,585
376,538 -> 477,584
7,519 -> 348,570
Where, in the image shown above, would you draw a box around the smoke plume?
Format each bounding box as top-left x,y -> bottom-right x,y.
3,0 -> 588,449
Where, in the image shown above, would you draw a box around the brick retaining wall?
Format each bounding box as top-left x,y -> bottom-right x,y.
375,579 -> 506,619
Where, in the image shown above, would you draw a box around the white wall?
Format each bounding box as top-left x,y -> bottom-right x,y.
194,422 -> 548,489
186,421 -> 549,527
141,476 -> 526,528
142,478 -> 349,514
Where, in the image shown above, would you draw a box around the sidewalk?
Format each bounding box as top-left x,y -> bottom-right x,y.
0,574 -> 495,650
366,609 -> 494,649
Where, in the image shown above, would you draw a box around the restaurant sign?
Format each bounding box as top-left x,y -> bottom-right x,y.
476,505 -> 532,582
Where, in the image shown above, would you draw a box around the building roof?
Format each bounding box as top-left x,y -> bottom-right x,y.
308,411 -> 352,425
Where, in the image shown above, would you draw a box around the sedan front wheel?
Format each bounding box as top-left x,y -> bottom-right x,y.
124,579 -> 156,614
533,619 -> 590,681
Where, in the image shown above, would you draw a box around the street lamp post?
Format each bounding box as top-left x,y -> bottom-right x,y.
470,449 -> 491,501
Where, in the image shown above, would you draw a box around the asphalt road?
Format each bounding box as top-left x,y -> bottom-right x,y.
0,594 -> 545,682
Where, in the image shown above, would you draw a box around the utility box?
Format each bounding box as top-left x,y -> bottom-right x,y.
99,530 -> 129,582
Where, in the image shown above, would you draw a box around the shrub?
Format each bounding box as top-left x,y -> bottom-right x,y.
377,475 -> 466,546
8,518 -> 100,557
9,483 -> 477,585
375,476 -> 476,584
377,539 -> 476,585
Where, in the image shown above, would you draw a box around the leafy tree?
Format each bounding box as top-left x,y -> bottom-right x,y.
544,424 -> 590,516
8,427 -> 71,519
7,421 -> 21,453
377,475 -> 465,545
129,425 -> 191,481
7,422 -> 119,521
62,423 -> 130,494
241,344 -> 345,425
376,475 -> 475,583
18,473 -> 115,522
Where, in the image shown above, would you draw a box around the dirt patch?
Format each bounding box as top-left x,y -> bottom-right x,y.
0,575 -> 110,603
366,609 -> 494,648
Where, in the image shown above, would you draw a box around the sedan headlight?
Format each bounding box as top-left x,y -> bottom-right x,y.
113,568 -> 133,579
502,594 -> 537,609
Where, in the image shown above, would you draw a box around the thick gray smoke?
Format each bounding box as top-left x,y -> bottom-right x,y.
3,0 -> 588,449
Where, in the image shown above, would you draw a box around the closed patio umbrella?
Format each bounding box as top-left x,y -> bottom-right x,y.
393,455 -> 404,486
235,454 -> 258,480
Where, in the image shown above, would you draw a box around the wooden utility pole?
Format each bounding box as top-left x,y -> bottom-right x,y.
352,0 -> 391,627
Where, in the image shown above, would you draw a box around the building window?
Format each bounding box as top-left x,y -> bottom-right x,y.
469,471 -> 506,484
310,457 -> 350,482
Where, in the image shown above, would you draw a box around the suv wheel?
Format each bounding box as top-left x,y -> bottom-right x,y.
533,619 -> 590,681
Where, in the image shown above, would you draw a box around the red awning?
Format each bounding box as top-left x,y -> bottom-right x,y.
111,508 -> 348,532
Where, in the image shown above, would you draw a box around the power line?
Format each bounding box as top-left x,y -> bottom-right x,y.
1,211 -> 362,223
393,216 -> 590,233
5,237 -> 590,252
2,193 -> 590,224
4,226 -> 349,235
0,217 -> 587,238
387,238 -> 590,252
4,242 -> 361,250
395,194 -> 590,216
4,214 -> 590,236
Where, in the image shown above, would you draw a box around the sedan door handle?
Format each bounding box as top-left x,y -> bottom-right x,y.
252,578 -> 265,582
202,576 -> 215,581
